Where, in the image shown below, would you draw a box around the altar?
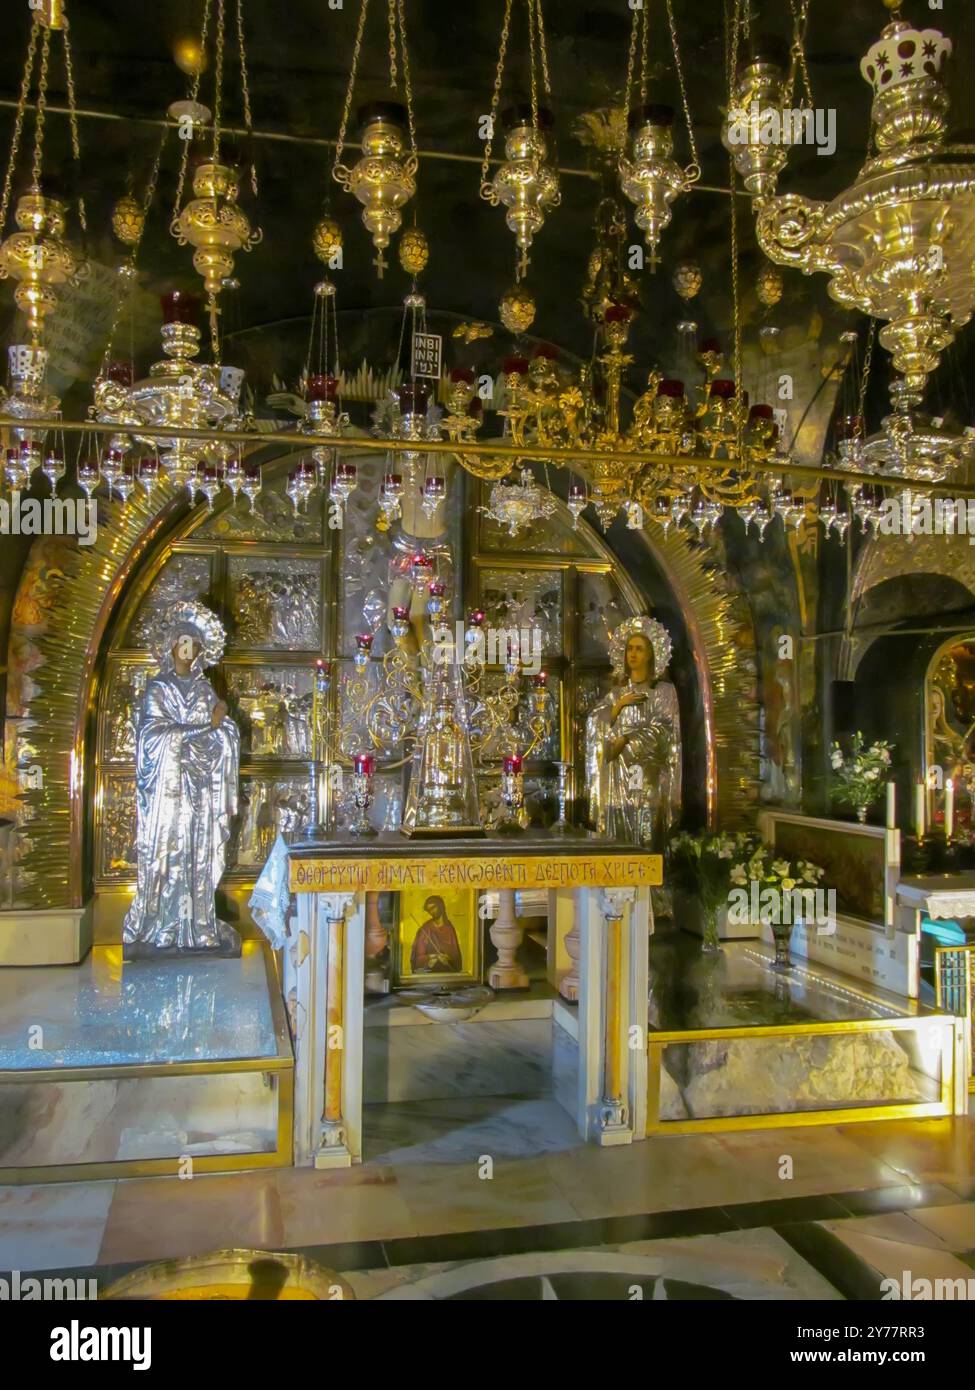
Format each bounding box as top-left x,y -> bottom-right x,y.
253,832 -> 661,1165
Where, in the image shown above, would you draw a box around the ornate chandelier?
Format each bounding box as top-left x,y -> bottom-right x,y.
93,0 -> 259,497
752,9 -> 975,422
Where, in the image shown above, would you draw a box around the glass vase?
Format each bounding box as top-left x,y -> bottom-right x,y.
702,904 -> 722,954
771,920 -> 793,970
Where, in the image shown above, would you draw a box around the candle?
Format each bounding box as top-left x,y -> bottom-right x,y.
503,754 -> 523,775
914,782 -> 926,839
354,752 -> 375,776
559,680 -> 566,760
886,781 -> 896,830
945,778 -> 955,839
533,671 -> 548,688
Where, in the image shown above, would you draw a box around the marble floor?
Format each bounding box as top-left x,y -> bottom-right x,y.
4,1111 -> 975,1298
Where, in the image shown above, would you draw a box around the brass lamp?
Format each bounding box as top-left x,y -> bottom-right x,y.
619,105 -> 687,258
755,13 -> 975,413
335,102 -> 417,277
485,104 -> 560,280
721,33 -> 794,200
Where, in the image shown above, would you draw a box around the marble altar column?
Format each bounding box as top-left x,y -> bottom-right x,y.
488,888 -> 529,989
288,888 -> 365,1168
574,885 -> 651,1146
597,888 -> 635,1141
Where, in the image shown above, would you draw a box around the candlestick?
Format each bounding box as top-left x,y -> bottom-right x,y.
886,781 -> 896,830
914,782 -> 926,839
945,778 -> 955,839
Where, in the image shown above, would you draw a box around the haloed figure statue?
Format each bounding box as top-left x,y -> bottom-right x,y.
585,615 -> 681,847
122,601 -> 241,960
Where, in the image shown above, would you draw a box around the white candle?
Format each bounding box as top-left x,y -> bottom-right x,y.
945,779 -> 955,839
914,782 -> 926,839
886,781 -> 896,830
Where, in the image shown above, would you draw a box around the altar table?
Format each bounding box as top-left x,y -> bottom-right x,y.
252,832 -> 661,1167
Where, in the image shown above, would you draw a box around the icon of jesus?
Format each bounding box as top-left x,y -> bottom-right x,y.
410,894 -> 463,974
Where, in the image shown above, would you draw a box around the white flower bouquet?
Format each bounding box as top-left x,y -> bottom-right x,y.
830,732 -> 893,822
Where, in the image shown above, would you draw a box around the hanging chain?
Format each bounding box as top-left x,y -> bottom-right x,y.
788,0 -> 814,110
397,0 -> 418,162
526,0 -> 540,134
664,0 -> 700,182
235,0 -> 258,195
730,158 -> 744,459
212,0 -> 226,162
622,1 -> 639,135
387,0 -> 398,91
535,0 -> 552,99
639,0 -> 649,103
479,0 -> 513,195
726,3 -> 744,460
0,15 -> 39,236
172,0 -> 212,220
856,320 -> 876,441
60,12 -> 86,231
31,22 -> 52,194
333,0 -> 369,176
100,123 -> 170,374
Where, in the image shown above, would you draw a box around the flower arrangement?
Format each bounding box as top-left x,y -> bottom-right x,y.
669,830 -> 827,954
668,829 -> 759,951
830,732 -> 893,822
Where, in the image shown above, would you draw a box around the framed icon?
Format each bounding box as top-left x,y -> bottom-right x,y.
393,886 -> 481,988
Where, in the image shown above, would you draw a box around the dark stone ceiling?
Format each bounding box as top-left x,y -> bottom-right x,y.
1,0 -> 975,418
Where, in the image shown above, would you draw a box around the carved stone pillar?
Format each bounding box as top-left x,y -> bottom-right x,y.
595,887 -> 636,1143
316,891 -> 356,1168
488,888 -> 529,989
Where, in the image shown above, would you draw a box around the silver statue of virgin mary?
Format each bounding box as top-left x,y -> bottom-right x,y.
122,600 -> 241,960
585,615 -> 681,847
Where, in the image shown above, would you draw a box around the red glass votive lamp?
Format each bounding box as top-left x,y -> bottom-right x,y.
160,290 -> 200,327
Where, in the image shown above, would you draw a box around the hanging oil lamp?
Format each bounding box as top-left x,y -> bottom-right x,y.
478,0 -> 560,280
484,105 -> 560,280
617,0 -> 700,264
0,1 -> 86,445
331,0 -> 421,278
170,0 -> 261,351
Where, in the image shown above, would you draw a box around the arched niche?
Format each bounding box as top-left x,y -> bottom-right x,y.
10,458 -> 759,924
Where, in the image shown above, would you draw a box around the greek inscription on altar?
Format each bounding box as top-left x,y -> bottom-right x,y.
289,852 -> 663,894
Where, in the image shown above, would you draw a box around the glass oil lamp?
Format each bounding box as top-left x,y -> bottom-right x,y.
353,633 -> 374,672
241,462 -> 262,512
350,751 -> 378,838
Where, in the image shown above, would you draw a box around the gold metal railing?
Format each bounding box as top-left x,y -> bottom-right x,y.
935,944 -> 974,1089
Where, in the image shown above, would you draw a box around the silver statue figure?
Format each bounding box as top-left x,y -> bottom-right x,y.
585,615 -> 681,847
122,600 -> 241,959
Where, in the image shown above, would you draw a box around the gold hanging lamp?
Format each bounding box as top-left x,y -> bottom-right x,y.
478,0 -> 560,282
331,0 -> 421,278
171,0 -> 262,354
0,0 -> 87,443
618,0 -> 700,266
